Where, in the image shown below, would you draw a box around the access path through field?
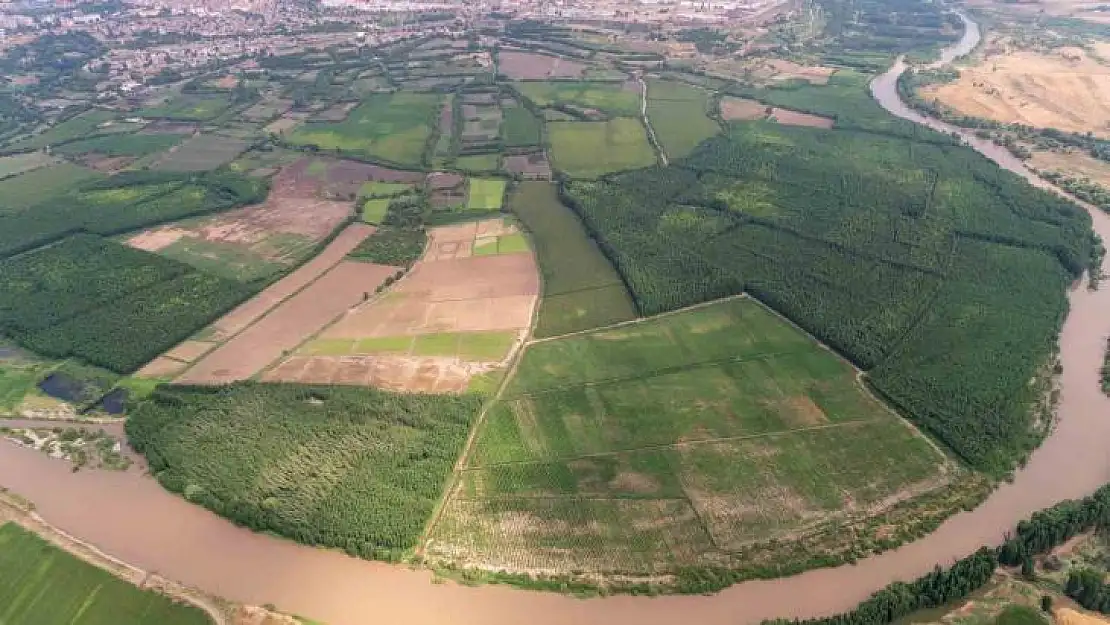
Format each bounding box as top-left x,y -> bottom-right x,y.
7,15 -> 1110,625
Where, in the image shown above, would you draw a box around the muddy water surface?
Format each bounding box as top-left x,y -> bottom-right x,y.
4,16 -> 1110,625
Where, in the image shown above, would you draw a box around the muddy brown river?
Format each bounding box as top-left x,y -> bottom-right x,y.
5,17 -> 1110,624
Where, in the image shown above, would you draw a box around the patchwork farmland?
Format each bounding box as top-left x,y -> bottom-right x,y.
426,298 -> 954,579
265,217 -> 539,393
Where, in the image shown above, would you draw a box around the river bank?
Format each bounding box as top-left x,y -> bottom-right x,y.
2,14 -> 1110,625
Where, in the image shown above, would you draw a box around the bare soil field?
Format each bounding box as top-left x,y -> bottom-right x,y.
1029,147 -> 1110,186
503,153 -> 552,178
177,260 -> 397,384
140,121 -> 197,135
922,41 -> 1110,136
78,154 -> 135,173
765,59 -> 836,84
720,97 -> 771,121
703,58 -> 836,85
498,51 -> 587,80
263,117 -> 301,135
770,107 -> 835,128
266,218 -> 539,392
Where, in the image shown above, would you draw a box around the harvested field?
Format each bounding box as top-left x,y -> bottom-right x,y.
503,153 -> 552,178
721,97 -> 771,121
263,117 -> 301,135
766,59 -> 836,84
922,42 -> 1110,137
267,218 -> 539,392
499,51 -> 588,80
425,297 -> 954,578
136,356 -> 188,378
176,259 -> 397,384
242,98 -> 293,122
769,107 -> 834,128
140,121 -> 198,135
154,134 -> 249,172
1029,147 -> 1110,187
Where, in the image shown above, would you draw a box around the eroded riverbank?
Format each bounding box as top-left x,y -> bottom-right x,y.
3,14 -> 1110,625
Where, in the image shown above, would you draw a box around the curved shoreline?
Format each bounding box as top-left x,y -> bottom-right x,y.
3,15 -> 1110,625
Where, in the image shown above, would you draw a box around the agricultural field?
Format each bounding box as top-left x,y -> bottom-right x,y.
645,78 -> 721,159
0,523 -> 211,625
4,110 -> 140,152
514,81 -> 640,117
286,92 -> 442,167
128,160 -> 354,282
267,218 -> 539,393
52,132 -> 183,158
426,298 -> 952,578
501,106 -> 543,147
139,93 -> 235,121
152,134 -> 249,172
455,153 -> 500,172
125,383 -> 481,561
508,181 -> 635,337
547,118 -> 657,178
498,51 -> 588,80
0,162 -> 103,214
466,178 -> 507,211
0,151 -> 56,179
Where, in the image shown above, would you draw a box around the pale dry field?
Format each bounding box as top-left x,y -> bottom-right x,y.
720,97 -> 770,121
1029,147 -> 1110,186
922,42 -> 1110,136
770,107 -> 834,128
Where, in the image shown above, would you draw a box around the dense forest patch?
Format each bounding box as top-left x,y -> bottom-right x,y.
126,383 -> 481,561
561,120 -> 1090,473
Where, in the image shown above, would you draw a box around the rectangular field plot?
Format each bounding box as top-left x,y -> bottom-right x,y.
0,523 -> 210,625
547,118 -> 657,179
428,297 -> 952,573
466,178 -> 507,210
153,134 -> 248,172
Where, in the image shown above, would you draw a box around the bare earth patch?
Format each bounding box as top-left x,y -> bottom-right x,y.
127,227 -> 190,252
720,97 -> 771,121
498,51 -> 587,79
923,40 -> 1110,137
770,108 -> 834,128
177,259 -> 398,384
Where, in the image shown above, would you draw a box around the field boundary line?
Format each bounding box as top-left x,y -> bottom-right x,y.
415,237 -> 545,557
460,418 -> 882,470
638,74 -> 669,167
0,490 -> 229,625
527,292 -> 749,345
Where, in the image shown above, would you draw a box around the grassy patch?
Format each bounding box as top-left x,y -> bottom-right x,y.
140,94 -> 234,121
353,336 -> 415,354
457,331 -> 517,361
153,134 -> 248,172
547,119 -> 656,178
302,339 -> 357,356
0,523 -> 211,625
466,178 -> 508,211
287,92 -> 441,167
645,78 -> 721,159
456,153 -> 500,172
53,132 -> 183,157
7,110 -> 135,152
158,236 -> 285,283
361,198 -> 391,224
497,232 -> 530,254
358,182 -> 414,199
515,81 -> 641,117
412,333 -> 461,357
508,181 -> 635,337
0,152 -> 55,179
428,298 -> 951,579
126,383 -> 481,561
0,163 -> 103,214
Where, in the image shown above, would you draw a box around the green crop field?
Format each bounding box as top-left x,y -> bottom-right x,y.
645,78 -> 721,159
154,134 -> 249,172
508,182 -> 635,337
362,198 -> 391,223
53,132 -> 183,157
126,383 -> 481,561
0,152 -> 55,179
358,181 -> 414,199
0,523 -> 211,625
501,107 -> 542,147
287,92 -> 441,167
157,236 -> 287,282
456,153 -> 500,171
6,110 -> 139,152
547,119 -> 656,178
466,178 -> 507,210
515,81 -> 641,117
427,298 -> 950,577
0,163 -> 103,214
140,94 -> 234,121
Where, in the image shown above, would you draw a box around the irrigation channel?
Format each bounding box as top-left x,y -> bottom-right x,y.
3,16 -> 1110,625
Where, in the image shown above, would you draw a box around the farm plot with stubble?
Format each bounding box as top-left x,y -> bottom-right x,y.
645,78 -> 721,159
126,383 -> 481,562
425,297 -> 953,581
0,523 -> 211,625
